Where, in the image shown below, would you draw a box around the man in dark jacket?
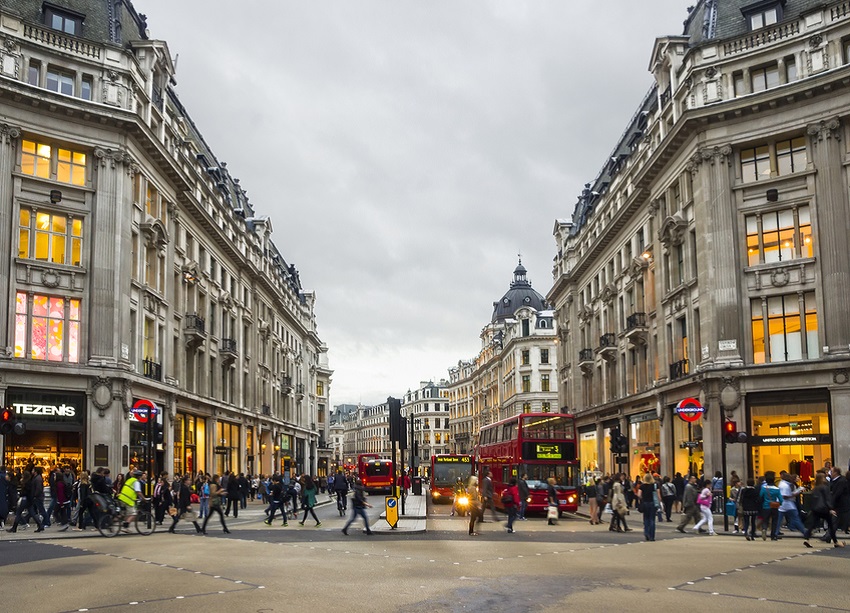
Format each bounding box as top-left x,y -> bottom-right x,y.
676,475 -> 701,533
237,473 -> 250,510
225,472 -> 241,518
517,474 -> 530,520
333,469 -> 349,512
831,467 -> 850,533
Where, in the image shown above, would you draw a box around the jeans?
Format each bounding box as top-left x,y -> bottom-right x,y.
693,506 -> 714,533
343,505 -> 371,534
779,507 -> 807,534
642,510 -> 656,540
266,501 -> 286,523
225,498 -> 238,518
506,506 -> 517,531
519,499 -> 528,520
199,498 -> 209,519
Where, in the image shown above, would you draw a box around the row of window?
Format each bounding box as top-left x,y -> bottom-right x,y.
520,374 -> 550,393
520,348 -> 550,365
21,139 -> 87,186
14,292 -> 80,362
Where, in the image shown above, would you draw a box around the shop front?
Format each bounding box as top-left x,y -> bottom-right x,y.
128,399 -> 163,475
578,427 -> 599,479
174,412 -> 206,477
3,388 -> 86,475
671,397 -> 705,478
628,411 -> 660,477
748,391 -> 831,485
214,421 -> 240,476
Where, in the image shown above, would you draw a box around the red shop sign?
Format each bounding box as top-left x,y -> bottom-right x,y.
675,397 -> 705,423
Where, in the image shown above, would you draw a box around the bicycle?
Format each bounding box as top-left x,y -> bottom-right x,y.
93,494 -> 156,537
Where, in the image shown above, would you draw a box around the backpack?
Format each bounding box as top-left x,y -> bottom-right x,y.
500,490 -> 514,506
661,482 -> 675,497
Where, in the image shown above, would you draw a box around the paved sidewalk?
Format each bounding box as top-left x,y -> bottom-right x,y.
373,491 -> 428,534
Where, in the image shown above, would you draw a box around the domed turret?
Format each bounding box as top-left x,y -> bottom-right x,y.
491,259 -> 548,323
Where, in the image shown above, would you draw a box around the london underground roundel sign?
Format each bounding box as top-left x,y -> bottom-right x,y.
675,397 -> 705,423
131,399 -> 158,424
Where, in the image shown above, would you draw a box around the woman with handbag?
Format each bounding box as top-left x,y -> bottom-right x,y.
638,473 -> 658,541
168,475 -> 201,533
759,471 -> 783,541
609,481 -> 630,532
803,472 -> 845,548
692,481 -> 716,535
546,477 -> 560,526
297,475 -> 321,527
201,474 -> 230,534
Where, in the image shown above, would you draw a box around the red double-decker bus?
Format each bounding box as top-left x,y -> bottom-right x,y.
476,413 -> 579,515
429,454 -> 474,503
357,453 -> 393,493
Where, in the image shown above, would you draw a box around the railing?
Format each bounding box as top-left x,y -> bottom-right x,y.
670,359 -> 690,381
282,375 -> 292,388
659,86 -> 671,107
221,338 -> 237,354
296,383 -> 305,395
143,358 -> 162,381
626,312 -> 646,330
831,2 -> 850,20
23,24 -> 102,59
185,313 -> 206,334
579,348 -> 594,362
722,21 -> 800,56
599,333 -> 616,348
261,404 -> 271,416
152,85 -> 164,111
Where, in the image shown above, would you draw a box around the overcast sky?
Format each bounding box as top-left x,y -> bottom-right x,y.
140,1 -> 691,406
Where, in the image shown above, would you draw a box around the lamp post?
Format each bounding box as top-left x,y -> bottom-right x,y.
261,443 -> 267,475
274,444 -> 280,474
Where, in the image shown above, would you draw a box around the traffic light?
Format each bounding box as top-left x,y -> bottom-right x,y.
724,421 -> 738,444
0,407 -> 12,435
609,426 -> 620,453
155,420 -> 164,446
616,434 -> 629,454
0,407 -> 24,436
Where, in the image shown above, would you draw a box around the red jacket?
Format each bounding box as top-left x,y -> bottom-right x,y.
502,485 -> 520,507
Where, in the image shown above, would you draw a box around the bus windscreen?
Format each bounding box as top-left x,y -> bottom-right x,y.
432,461 -> 472,487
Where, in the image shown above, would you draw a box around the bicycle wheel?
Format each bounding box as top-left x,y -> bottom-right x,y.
135,508 -> 156,535
97,512 -> 120,538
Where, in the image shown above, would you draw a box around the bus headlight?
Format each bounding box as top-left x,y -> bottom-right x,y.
526,497 -> 532,503
568,496 -> 575,504
433,492 -> 440,498
457,496 -> 469,506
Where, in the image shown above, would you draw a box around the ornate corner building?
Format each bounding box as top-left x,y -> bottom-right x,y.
449,261 -> 559,453
548,0 -> 850,483
0,1 -> 332,479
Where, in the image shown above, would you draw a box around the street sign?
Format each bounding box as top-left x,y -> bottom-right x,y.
674,397 -> 705,423
385,496 -> 399,529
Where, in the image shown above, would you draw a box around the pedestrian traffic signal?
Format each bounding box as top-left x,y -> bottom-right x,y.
0,407 -> 12,435
724,421 -> 738,444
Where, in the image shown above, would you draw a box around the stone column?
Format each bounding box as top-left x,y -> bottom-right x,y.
689,145 -> 743,366
89,147 -> 134,365
830,387 -> 850,471
0,124 -> 21,356
807,118 -> 850,356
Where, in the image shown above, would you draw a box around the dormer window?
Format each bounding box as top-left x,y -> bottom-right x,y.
43,4 -> 83,36
743,1 -> 783,31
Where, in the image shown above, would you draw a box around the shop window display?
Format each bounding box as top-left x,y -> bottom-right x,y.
749,398 -> 829,485
628,416 -> 660,477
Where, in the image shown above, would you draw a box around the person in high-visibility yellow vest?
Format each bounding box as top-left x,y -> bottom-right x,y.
117,470 -> 145,529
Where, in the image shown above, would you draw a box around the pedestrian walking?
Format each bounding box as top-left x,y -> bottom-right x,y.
830,467 -> 850,534
692,482 -> 716,535
547,477 -> 561,526
609,481 -> 630,532
502,478 -> 520,533
638,473 -> 658,541
263,475 -> 287,526
738,478 -> 760,540
778,473 -> 807,536
659,476 -> 676,522
804,472 -> 845,548
518,474 -> 530,521
480,468 -> 498,522
676,475 -> 701,533
297,475 -> 321,527
342,478 -> 373,536
201,475 -> 230,534
225,471 -> 240,518
586,478 -> 599,525
759,471 -> 782,541
467,475 -> 482,536
168,475 -> 201,534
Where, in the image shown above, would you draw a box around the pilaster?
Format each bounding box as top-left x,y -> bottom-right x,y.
807,118 -> 850,356
0,124 -> 21,357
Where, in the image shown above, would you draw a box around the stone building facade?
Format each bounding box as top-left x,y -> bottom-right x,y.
0,1 -> 331,480
402,380 -> 450,475
548,0 -> 850,483
449,262 -> 559,453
